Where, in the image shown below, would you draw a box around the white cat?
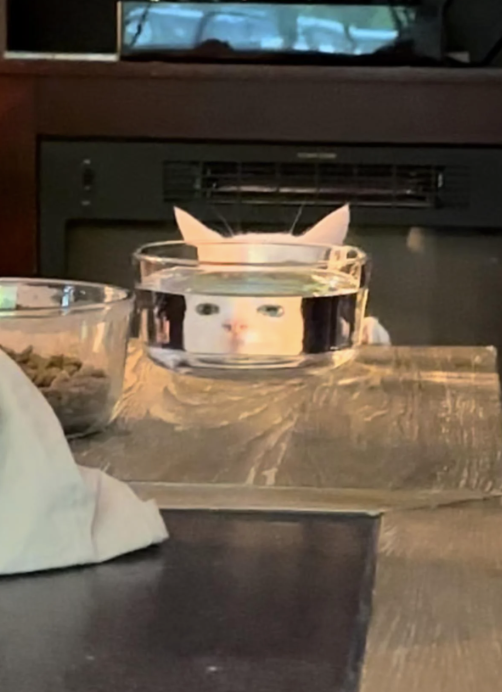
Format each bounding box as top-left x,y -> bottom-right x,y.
173,206 -> 390,356
175,205 -> 350,261
183,294 -> 305,356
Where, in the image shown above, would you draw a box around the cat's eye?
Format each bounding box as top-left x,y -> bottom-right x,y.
196,303 -> 220,316
258,305 -> 284,318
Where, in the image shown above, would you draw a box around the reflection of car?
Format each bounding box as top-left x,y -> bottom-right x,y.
123,4 -> 399,55
124,5 -> 280,51
349,27 -> 399,55
295,17 -> 351,54
295,17 -> 398,55
198,11 -> 281,50
124,6 -> 203,48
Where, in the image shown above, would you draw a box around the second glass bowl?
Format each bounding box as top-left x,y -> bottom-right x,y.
0,279 -> 133,437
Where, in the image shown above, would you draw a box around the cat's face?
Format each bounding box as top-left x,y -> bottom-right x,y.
175,206 -> 350,357
184,294 -> 304,356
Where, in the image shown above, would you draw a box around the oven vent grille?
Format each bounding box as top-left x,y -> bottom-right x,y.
163,160 -> 470,210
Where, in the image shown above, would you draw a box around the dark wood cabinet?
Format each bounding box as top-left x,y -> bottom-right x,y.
0,76 -> 36,275
1,58 -> 502,276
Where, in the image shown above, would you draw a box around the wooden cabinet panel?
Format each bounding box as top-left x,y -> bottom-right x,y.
0,0 -> 6,55
37,70 -> 502,144
0,77 -> 36,276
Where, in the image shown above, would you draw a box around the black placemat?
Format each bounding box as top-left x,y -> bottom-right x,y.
0,509 -> 378,692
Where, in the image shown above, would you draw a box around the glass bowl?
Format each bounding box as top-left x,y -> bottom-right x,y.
133,241 -> 370,377
0,279 -> 133,437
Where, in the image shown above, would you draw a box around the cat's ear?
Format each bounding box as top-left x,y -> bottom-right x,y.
174,208 -> 222,244
299,205 -> 350,246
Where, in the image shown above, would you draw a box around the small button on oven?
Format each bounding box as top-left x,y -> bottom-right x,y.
81,159 -> 95,208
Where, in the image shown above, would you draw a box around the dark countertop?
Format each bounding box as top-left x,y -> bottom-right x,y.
74,344 -> 502,503
2,57 -> 502,82
0,510 -> 377,692
69,343 -> 502,692
361,499 -> 502,692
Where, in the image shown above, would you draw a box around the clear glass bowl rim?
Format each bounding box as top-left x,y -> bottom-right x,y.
0,278 -> 133,317
133,240 -> 368,269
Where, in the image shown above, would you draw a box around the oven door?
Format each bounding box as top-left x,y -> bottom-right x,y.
350,224 -> 502,348
39,142 -> 502,351
58,218 -> 502,351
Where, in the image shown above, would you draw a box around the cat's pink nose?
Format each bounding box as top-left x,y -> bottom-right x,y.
223,321 -> 248,335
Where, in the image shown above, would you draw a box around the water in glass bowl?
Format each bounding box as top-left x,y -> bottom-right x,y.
136,265 -> 365,376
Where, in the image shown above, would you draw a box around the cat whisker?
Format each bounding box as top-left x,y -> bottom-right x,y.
211,206 -> 235,237
289,203 -> 306,235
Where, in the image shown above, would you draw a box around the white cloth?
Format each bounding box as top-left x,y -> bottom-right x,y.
0,349 -> 167,575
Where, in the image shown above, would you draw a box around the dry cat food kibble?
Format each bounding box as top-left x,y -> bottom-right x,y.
0,345 -> 111,436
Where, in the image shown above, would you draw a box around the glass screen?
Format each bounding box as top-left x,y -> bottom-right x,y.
121,2 -> 417,56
